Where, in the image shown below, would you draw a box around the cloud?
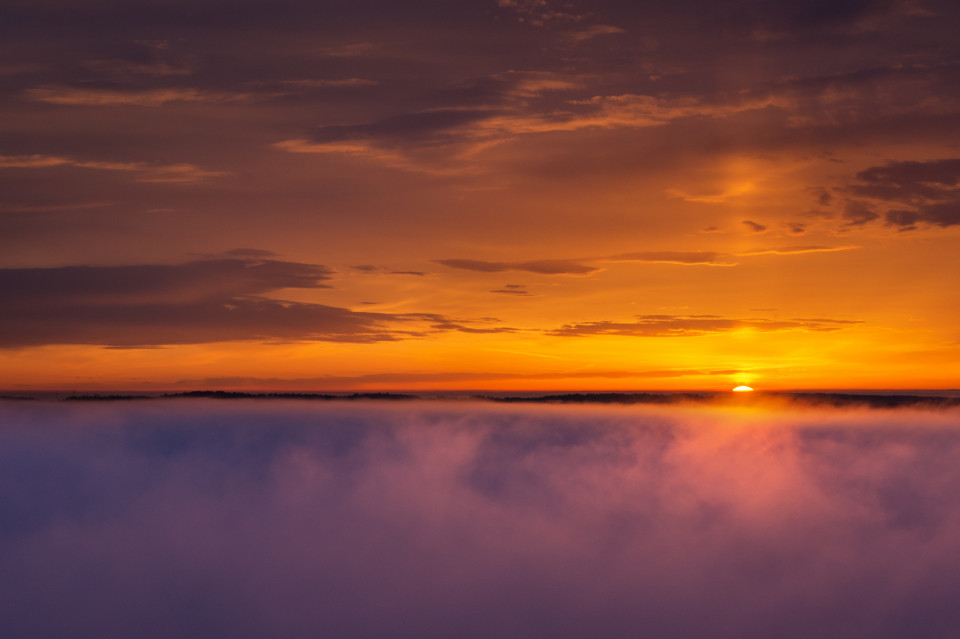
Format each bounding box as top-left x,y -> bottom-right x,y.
0,258 -> 333,304
737,245 -> 859,256
277,70 -> 581,167
307,108 -> 500,148
782,221 -> 808,235
717,0 -> 929,39
496,0 -> 585,25
270,78 -> 377,88
567,93 -> 790,130
438,247 -> 856,277
843,158 -> 960,229
742,220 -> 767,233
843,200 -> 880,226
23,86 -> 255,106
604,251 -> 736,265
83,59 -> 194,77
491,284 -> 532,295
0,258 -> 488,347
0,201 -> 111,213
0,153 -> 227,183
494,70 -> 583,98
275,85 -> 791,174
852,159 -> 960,201
547,314 -> 862,337
436,258 -> 600,275
221,248 -> 279,258
313,42 -> 379,58
273,139 -> 473,176
350,265 -> 428,277
439,252 -> 733,276
566,24 -> 625,43
426,320 -> 517,334
3,401 -> 960,638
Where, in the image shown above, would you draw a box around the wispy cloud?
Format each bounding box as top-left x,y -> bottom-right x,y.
438,246 -> 858,275
603,251 -> 736,266
496,0 -> 585,25
83,59 -> 194,77
274,87 -> 791,174
0,154 -> 228,183
490,284 -> 533,295
737,245 -> 860,256
548,314 -> 863,337
436,259 -> 600,275
24,86 -> 256,107
566,24 -> 625,43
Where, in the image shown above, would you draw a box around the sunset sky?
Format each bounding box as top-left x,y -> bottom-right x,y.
2,0 -> 959,391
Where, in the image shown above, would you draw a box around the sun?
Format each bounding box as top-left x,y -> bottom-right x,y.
732,386 -> 754,392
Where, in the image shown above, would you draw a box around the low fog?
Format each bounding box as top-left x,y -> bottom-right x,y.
2,400 -> 960,638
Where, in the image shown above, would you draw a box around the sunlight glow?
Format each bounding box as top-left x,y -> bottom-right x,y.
733,385 -> 754,392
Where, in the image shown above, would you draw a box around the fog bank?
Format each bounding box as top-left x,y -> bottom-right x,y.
2,400 -> 960,638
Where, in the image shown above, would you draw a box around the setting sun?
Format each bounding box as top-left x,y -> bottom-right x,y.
733,386 -> 755,392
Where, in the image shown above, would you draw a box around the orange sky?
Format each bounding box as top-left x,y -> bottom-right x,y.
1,0 -> 959,391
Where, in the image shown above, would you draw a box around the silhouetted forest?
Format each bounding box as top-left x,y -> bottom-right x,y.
20,390 -> 952,409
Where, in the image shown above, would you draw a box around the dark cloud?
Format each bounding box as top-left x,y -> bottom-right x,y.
843,200 -> 880,225
845,159 -> 960,229
0,0 -> 489,35
352,265 -> 429,276
491,284 -> 532,295
438,252 -> 736,275
497,0 -> 586,26
850,159 -> 960,202
0,296 -> 411,348
907,200 -> 960,228
4,401 -> 960,638
742,220 -> 767,233
548,314 -> 862,337
427,320 -> 517,334
702,0 -> 915,39
885,209 -> 921,230
0,258 -> 332,306
221,248 -> 278,258
0,258 -> 487,347
440,247 -> 853,278
309,108 -> 500,148
436,259 -> 600,275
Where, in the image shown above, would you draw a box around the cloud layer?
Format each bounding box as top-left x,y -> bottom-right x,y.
2,400 -> 960,638
0,258 -> 498,347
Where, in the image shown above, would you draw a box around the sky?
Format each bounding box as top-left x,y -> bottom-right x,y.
2,0 -> 959,391
4,399 -> 960,638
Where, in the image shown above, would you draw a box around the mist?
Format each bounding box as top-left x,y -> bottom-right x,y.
2,399 -> 960,638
